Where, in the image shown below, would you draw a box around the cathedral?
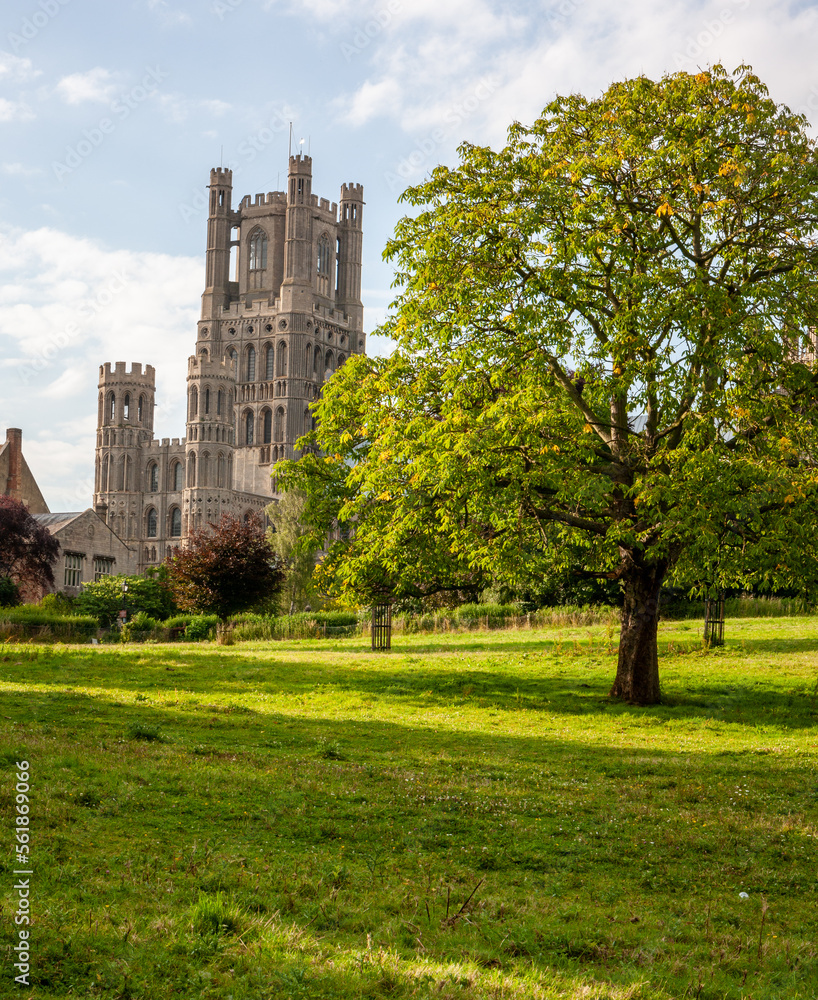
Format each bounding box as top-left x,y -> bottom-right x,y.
92,155 -> 364,573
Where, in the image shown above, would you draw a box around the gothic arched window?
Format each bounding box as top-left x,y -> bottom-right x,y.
262,408 -> 272,444
277,341 -> 287,377
172,461 -> 183,491
317,233 -> 331,277
248,228 -> 267,271
274,406 -> 285,442
147,508 -> 157,538
246,346 -> 256,382
148,462 -> 158,492
204,386 -> 211,414
138,395 -> 144,422
170,507 -> 182,538
217,389 -> 223,415
187,453 -> 196,488
314,345 -> 321,376
265,344 -> 274,380
189,386 -> 198,420
245,410 -> 254,445
108,392 -> 116,422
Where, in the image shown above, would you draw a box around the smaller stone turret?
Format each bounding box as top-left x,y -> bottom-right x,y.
202,167 -> 236,320
336,182 -> 364,333
94,363 -> 156,540
183,355 -> 236,534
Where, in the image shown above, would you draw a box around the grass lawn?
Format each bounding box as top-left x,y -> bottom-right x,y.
0,616 -> 816,999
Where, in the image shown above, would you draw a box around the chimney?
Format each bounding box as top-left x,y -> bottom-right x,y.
5,428 -> 22,501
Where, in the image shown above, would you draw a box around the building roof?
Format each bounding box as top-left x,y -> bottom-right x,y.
32,512 -> 84,531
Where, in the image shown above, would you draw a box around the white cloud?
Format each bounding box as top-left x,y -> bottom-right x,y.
55,68 -> 117,105
342,78 -> 402,127
1,162 -> 43,176
202,99 -> 232,117
336,0 -> 818,150
0,51 -> 39,83
158,93 -> 233,123
0,224 -> 202,510
0,98 -> 34,122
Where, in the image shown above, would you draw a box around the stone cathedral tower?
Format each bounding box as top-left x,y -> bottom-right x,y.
93,157 -> 364,571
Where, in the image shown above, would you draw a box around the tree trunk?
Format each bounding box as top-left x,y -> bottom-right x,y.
610,559 -> 666,705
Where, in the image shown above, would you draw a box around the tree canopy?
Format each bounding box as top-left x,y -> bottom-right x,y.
279,65 -> 818,704
266,489 -> 323,613
165,513 -> 283,619
75,573 -> 176,627
0,495 -> 60,601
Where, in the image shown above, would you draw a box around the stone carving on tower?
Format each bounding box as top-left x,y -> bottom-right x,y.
93,156 -> 364,572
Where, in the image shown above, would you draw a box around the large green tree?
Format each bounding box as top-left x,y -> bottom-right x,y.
280,66 -> 818,704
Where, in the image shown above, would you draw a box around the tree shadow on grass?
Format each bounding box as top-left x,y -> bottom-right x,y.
5,684 -> 816,1000
3,641 -> 817,729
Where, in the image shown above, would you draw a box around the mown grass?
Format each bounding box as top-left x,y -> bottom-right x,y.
0,617 -> 816,999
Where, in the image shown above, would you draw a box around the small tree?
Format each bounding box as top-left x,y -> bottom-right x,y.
266,490 -> 322,613
165,513 -> 284,619
75,574 -> 176,627
0,496 -> 59,601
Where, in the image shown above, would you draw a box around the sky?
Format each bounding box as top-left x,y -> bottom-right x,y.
1,0 -> 818,510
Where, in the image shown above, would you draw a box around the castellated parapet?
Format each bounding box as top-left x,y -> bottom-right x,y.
240,192 -> 288,210
92,156 -> 365,572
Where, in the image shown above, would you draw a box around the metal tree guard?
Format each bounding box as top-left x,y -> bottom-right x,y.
371,604 -> 392,651
703,593 -> 725,647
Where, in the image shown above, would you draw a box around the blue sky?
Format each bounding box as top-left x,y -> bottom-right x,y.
2,0 -> 818,509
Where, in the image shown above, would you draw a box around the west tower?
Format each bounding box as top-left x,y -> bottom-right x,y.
96,160 -> 365,570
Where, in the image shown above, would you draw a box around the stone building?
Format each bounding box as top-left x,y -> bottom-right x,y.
1,427 -> 137,599
93,156 -> 365,572
33,511 -> 138,597
0,428 -> 49,515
